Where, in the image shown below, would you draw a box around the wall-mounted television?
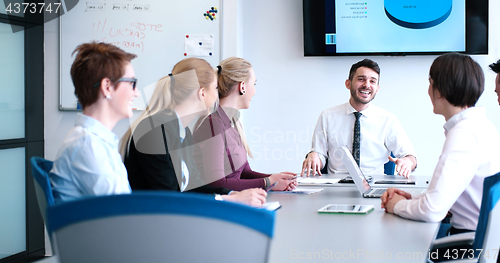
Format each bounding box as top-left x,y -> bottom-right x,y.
303,0 -> 488,56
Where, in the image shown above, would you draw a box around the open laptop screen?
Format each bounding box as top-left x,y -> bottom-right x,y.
337,146 -> 371,194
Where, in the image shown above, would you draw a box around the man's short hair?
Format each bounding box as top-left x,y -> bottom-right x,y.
489,59 -> 500,74
70,42 -> 137,109
348,59 -> 381,83
429,53 -> 484,107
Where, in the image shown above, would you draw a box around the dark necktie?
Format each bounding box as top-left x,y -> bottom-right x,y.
353,112 -> 362,167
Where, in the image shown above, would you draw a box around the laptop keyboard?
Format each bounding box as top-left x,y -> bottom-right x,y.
370,188 -> 386,196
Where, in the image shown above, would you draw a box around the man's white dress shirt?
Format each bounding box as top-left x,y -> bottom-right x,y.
394,107 -> 500,230
311,102 -> 416,175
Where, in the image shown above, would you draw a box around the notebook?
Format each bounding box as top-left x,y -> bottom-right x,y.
338,146 -> 425,198
261,201 -> 281,211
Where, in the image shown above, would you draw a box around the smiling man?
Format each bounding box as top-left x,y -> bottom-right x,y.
301,59 -> 417,178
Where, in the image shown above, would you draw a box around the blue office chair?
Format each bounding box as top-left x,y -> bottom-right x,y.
384,153 -> 396,175
46,191 -> 276,263
430,171 -> 500,263
30,156 -> 55,223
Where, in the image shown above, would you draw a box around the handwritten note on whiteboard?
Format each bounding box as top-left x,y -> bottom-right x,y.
60,0 -> 220,110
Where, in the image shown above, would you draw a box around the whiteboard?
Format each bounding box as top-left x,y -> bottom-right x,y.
59,0 -> 221,110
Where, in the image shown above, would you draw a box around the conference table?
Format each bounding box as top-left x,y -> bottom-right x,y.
34,174 -> 438,263
266,173 -> 439,263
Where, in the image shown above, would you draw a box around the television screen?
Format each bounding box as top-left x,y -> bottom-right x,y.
303,0 -> 488,56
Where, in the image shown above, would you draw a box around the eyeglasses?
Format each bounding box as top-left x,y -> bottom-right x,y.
92,78 -> 138,90
117,78 -> 138,90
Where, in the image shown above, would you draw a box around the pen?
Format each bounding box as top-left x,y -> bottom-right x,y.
265,182 -> 278,192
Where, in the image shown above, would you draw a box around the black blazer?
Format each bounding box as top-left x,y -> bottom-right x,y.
125,111 -> 230,195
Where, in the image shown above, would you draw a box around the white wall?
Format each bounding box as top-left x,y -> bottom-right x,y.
238,0 -> 500,175
45,0 -> 500,177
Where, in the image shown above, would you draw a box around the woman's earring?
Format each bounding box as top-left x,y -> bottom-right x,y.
106,94 -> 112,100
240,90 -> 245,95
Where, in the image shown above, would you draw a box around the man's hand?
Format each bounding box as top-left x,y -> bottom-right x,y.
223,188 -> 267,207
301,152 -> 323,177
381,187 -> 411,209
388,155 -> 416,178
382,193 -> 406,214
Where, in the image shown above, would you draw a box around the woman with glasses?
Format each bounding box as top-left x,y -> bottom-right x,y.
50,42 -> 139,203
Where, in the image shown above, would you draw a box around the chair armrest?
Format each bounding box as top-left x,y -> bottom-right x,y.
431,232 -> 475,249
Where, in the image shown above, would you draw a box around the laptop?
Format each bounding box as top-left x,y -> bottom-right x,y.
338,146 -> 425,198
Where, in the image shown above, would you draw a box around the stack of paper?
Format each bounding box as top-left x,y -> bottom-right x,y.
297,178 -> 340,186
273,187 -> 323,195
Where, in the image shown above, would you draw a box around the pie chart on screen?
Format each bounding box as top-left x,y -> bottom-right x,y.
384,0 -> 452,29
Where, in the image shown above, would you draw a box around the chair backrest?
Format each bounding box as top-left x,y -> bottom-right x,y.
473,171 -> 500,263
47,191 -> 275,263
384,153 -> 396,175
30,156 -> 55,222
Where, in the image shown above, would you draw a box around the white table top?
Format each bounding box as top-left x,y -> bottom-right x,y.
267,174 -> 438,262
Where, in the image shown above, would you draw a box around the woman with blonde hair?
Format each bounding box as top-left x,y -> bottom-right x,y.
121,57 -> 266,207
192,57 -> 297,191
